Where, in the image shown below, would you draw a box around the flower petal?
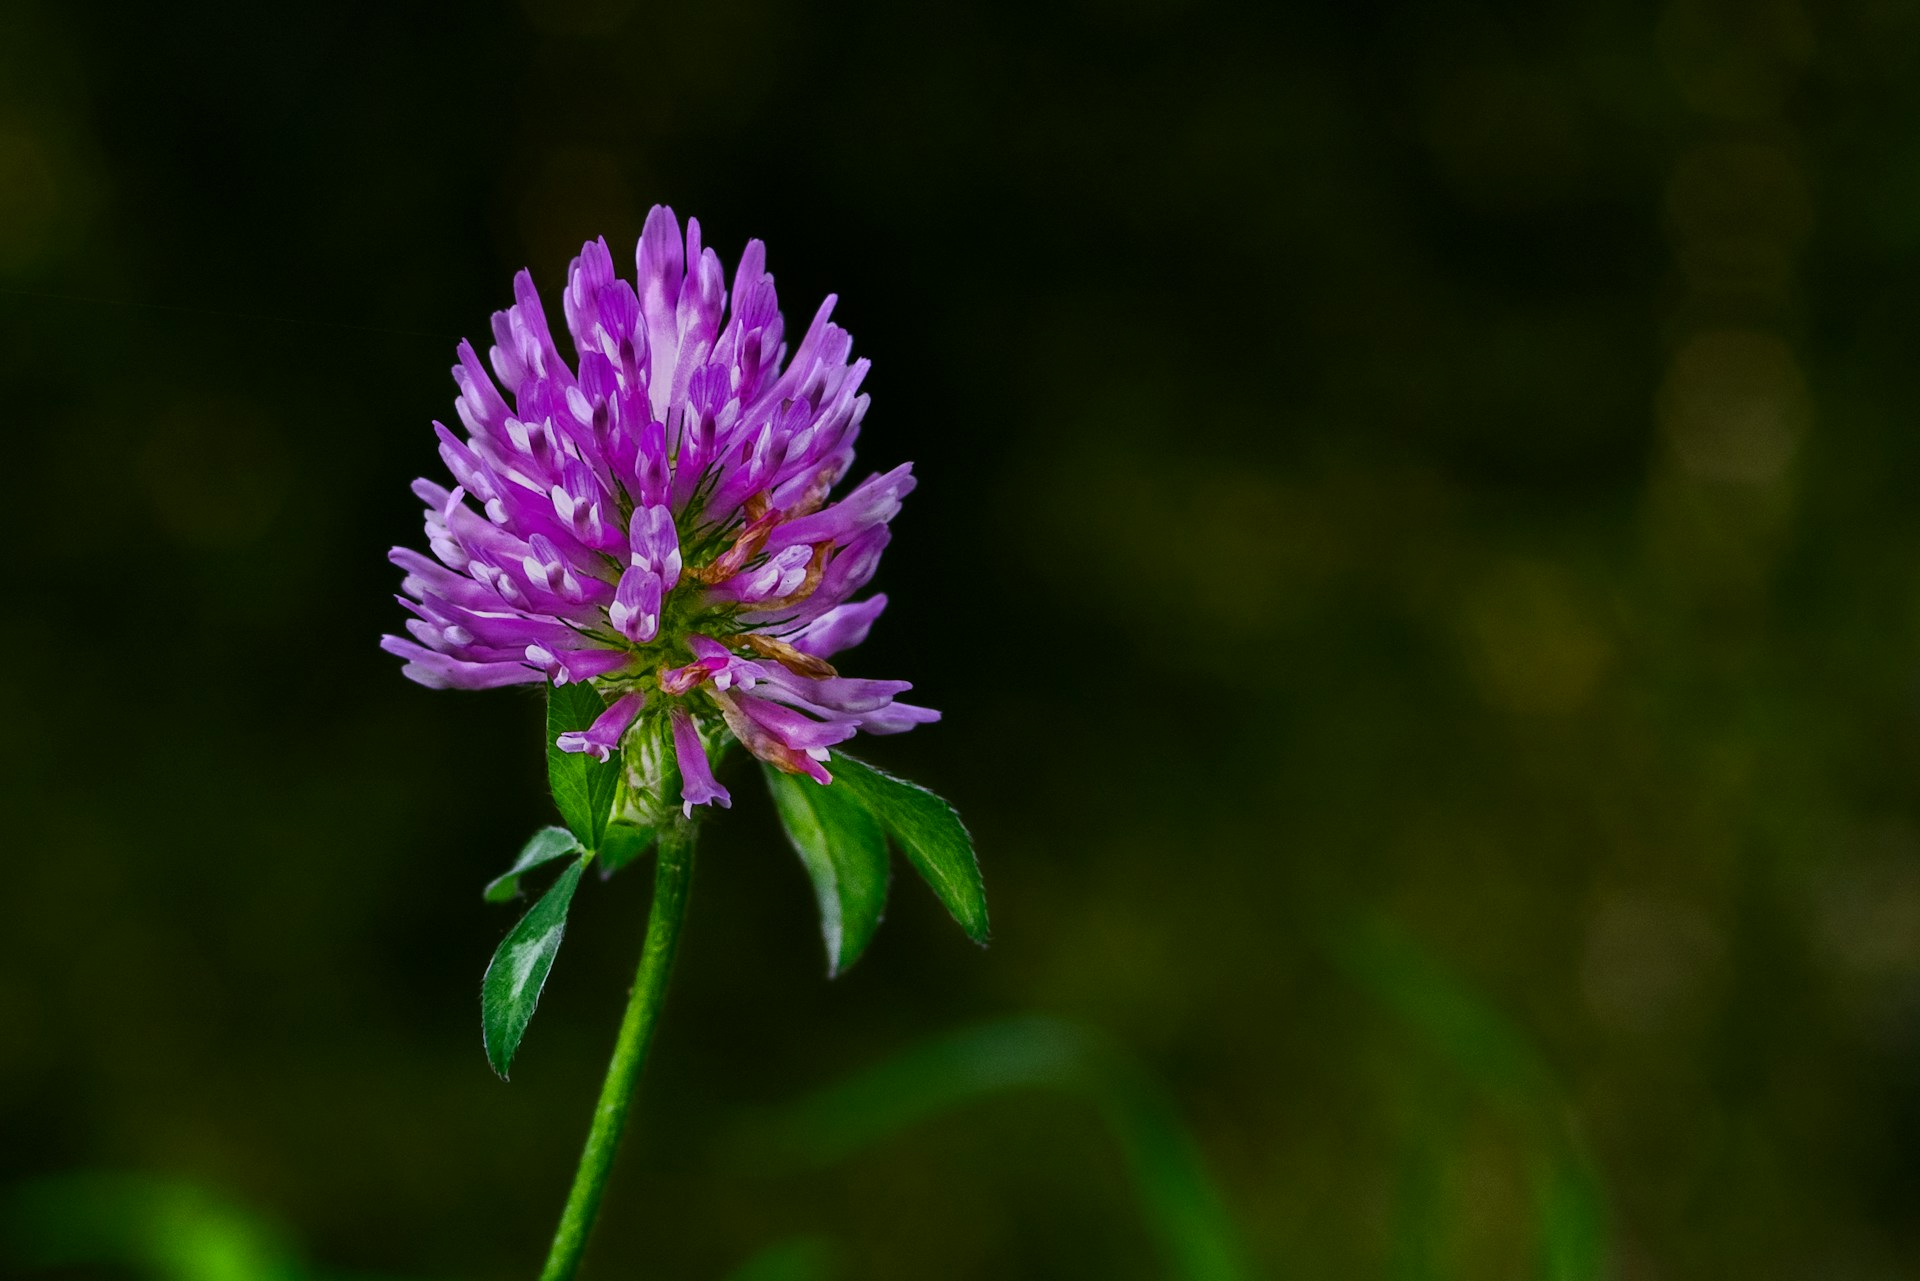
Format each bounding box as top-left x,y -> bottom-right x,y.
788,596 -> 888,657
381,636 -> 544,690
555,691 -> 646,762
609,566 -> 664,643
630,503 -> 682,588
672,708 -> 731,815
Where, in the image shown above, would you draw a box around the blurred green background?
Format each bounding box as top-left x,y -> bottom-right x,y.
5,0 -> 1920,1276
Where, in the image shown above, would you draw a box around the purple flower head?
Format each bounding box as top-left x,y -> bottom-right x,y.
384,207 -> 937,819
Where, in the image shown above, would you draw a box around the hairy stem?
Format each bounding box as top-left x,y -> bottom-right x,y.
539,821 -> 697,1281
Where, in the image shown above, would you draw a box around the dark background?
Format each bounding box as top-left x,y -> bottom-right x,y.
6,0 -> 1920,1276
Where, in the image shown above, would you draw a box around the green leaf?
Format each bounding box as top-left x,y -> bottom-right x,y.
828,753 -> 987,944
546,682 -> 621,848
596,820 -> 656,878
764,763 -> 891,976
484,825 -> 583,903
481,858 -> 585,1079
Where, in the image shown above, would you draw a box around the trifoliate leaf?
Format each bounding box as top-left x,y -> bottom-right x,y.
596,820 -> 656,879
481,858 -> 584,1078
828,754 -> 987,944
484,825 -> 583,903
546,682 -> 621,848
764,763 -> 891,976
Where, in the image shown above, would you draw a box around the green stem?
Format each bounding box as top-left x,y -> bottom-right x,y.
539,820 -> 698,1281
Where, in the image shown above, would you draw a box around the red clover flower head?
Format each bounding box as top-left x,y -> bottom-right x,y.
383,206 -> 935,818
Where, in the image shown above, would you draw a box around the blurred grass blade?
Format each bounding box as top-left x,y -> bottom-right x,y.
481,858 -> 585,1078
774,1017 -> 1253,1281
483,825 -> 582,903
827,754 -> 987,944
1,1172 -> 303,1281
1385,1132 -> 1450,1281
764,763 -> 890,975
546,681 -> 620,848
1533,1151 -> 1607,1281
719,1236 -> 838,1281
1335,918 -> 1556,1108
1336,917 -> 1608,1281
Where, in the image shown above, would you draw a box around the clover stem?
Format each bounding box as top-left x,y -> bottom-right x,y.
539,818 -> 698,1281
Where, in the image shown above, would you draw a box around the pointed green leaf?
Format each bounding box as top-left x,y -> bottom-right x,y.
828,753 -> 987,944
596,820 -> 656,878
484,825 -> 583,903
546,682 -> 621,848
481,858 -> 585,1078
765,763 -> 891,976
